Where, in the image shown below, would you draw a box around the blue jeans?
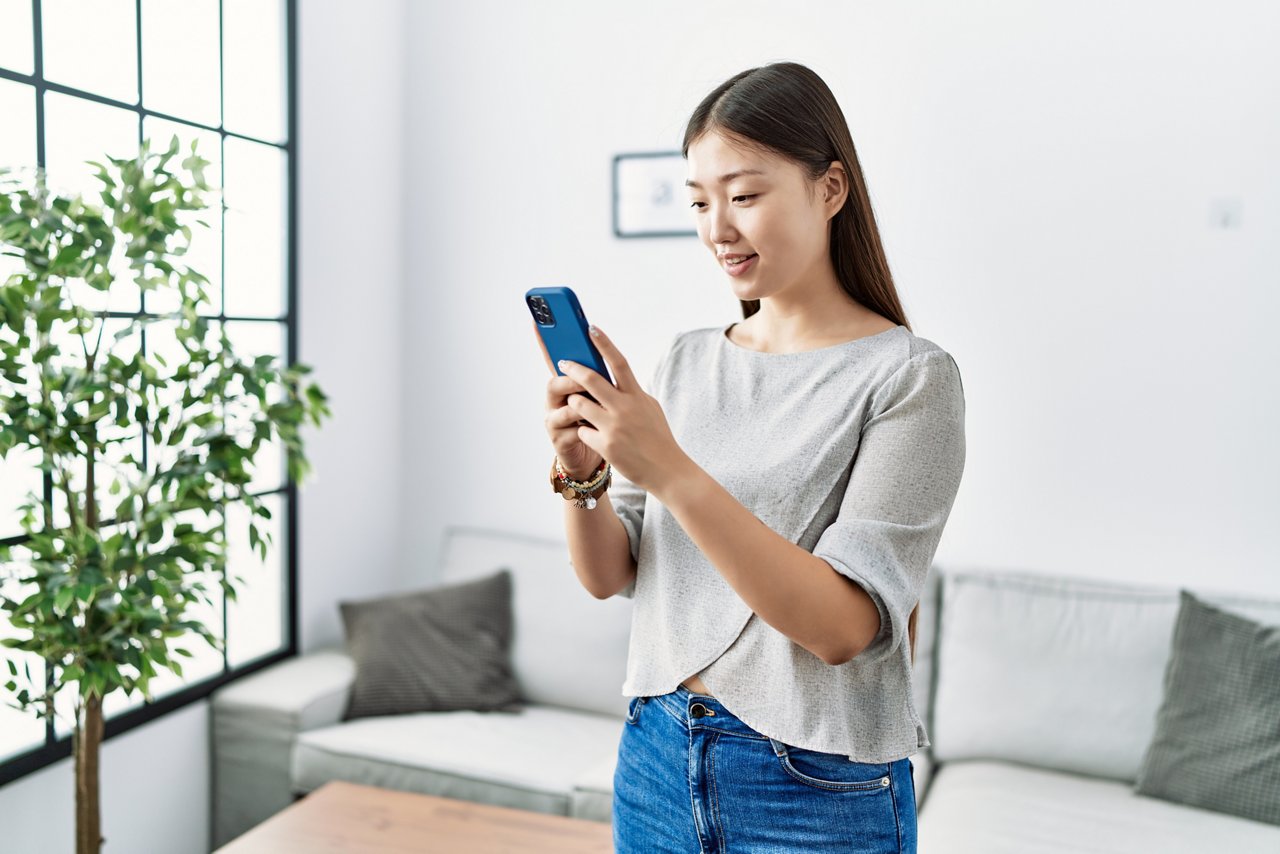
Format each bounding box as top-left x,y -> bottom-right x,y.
613,685 -> 917,853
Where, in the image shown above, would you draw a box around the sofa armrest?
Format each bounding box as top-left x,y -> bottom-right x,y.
211,648 -> 355,848
912,747 -> 937,812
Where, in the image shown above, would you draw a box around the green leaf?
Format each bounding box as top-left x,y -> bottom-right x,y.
54,585 -> 75,613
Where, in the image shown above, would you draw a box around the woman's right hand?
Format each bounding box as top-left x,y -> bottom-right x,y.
534,320 -> 605,480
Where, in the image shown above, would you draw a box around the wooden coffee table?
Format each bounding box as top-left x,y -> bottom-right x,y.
214,780 -> 614,853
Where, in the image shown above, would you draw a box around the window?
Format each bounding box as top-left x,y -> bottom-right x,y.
0,0 -> 297,785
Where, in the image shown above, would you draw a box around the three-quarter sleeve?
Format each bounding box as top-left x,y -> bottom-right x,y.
811,348 -> 966,666
607,332 -> 683,600
608,469 -> 644,599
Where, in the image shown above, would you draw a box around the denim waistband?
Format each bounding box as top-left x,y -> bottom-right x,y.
651,684 -> 772,742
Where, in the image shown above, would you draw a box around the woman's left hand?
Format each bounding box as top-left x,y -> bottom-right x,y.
557,326 -> 687,494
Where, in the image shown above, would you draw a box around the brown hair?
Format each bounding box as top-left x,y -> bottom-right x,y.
683,61 -> 923,666
682,62 -> 911,331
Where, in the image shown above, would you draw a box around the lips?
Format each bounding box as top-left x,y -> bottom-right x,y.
722,253 -> 758,276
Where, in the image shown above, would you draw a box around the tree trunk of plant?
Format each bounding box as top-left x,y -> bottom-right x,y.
74,692 -> 104,854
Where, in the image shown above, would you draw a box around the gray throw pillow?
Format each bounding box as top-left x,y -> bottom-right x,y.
1133,590 -> 1280,826
339,569 -> 524,720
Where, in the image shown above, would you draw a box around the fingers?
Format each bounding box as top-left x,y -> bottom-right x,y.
564,390 -> 606,426
545,374 -> 588,410
558,325 -> 636,404
584,325 -> 638,393
557,356 -> 617,407
545,403 -> 586,431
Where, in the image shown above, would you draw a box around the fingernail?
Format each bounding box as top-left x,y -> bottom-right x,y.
589,325 -> 599,337
558,359 -> 568,369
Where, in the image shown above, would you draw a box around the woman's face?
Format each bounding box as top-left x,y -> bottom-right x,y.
685,130 -> 842,303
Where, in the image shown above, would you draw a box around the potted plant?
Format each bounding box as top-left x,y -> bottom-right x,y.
0,135 -> 331,854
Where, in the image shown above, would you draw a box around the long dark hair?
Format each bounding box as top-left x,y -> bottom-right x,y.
682,61 -> 912,334
683,63 -> 923,662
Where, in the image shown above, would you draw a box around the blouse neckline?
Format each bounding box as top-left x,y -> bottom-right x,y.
718,322 -> 906,357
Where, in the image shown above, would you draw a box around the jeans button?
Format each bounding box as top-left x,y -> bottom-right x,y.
690,703 -> 714,718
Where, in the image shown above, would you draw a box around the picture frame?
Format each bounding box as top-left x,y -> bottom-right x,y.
612,151 -> 697,238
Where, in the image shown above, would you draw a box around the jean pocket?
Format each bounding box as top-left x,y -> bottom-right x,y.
769,739 -> 893,793
625,695 -> 646,725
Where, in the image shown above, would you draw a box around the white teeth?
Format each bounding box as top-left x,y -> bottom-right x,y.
726,255 -> 754,265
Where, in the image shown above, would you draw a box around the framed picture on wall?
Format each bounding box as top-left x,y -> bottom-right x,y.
612,151 -> 697,238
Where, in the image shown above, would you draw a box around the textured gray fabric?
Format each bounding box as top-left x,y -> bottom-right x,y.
1134,590 -> 1280,826
339,569 -> 523,720
609,322 -> 966,762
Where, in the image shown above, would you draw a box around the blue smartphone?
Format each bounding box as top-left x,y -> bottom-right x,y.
526,286 -> 613,388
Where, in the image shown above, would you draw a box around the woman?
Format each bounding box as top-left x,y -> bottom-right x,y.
542,61 -> 965,853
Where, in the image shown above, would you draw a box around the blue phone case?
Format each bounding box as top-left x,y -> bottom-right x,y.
525,286 -> 613,386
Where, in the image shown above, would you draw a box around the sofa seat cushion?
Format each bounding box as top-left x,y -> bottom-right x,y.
919,760 -> 1280,853
567,753 -> 617,824
291,703 -> 623,818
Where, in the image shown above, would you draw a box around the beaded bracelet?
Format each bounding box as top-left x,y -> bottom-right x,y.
550,456 -> 612,509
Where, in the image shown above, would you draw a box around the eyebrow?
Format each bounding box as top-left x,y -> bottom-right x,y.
685,168 -> 767,189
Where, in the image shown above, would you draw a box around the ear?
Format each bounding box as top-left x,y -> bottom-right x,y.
822,161 -> 849,218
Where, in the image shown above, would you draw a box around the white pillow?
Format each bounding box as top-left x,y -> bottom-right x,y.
930,568 -> 1280,782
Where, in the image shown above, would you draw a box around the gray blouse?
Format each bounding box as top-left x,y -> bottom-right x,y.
607,321 -> 966,762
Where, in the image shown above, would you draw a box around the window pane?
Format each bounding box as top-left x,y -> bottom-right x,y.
0,223 -> 41,541
222,320 -> 287,494
223,138 -> 286,318
43,91 -> 141,314
140,0 -> 219,127
225,492 -> 285,668
144,317 -> 220,476
50,317 -> 142,531
0,446 -> 43,540
140,116 -> 223,317
41,0 -> 138,104
53,526 -> 146,738
0,79 -> 36,172
0,570 -> 46,761
145,507 -> 226,699
222,0 -> 286,143
0,0 -> 34,75
54,667 -> 147,738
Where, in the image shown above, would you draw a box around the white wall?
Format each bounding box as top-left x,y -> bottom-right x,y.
0,703 -> 209,854
0,1 -> 409,851
401,0 -> 1280,599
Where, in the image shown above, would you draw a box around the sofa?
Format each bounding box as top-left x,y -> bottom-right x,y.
210,525 -> 1280,850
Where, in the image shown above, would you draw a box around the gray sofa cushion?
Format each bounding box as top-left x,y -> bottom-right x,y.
339,569 -> 522,719
1133,591 -> 1280,827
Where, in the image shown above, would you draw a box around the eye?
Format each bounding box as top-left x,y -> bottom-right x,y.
689,195 -> 756,210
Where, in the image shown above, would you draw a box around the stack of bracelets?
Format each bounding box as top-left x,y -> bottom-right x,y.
550,456 -> 613,509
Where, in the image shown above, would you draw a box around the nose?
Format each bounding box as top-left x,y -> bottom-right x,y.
707,203 -> 738,247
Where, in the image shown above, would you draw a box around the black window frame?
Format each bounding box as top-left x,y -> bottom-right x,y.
0,0 -> 300,787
